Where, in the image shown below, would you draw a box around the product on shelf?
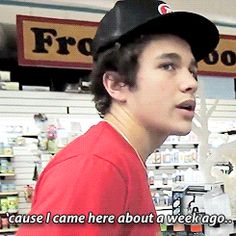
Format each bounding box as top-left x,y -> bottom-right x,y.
147,147 -> 198,165
162,173 -> 168,185
151,189 -> 172,209
1,216 -> 9,229
0,199 -> 8,212
0,197 -> 19,213
0,183 -> 16,193
154,150 -> 161,164
148,171 -> 154,185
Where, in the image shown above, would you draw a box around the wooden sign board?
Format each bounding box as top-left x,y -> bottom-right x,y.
17,15 -> 98,69
17,15 -> 236,77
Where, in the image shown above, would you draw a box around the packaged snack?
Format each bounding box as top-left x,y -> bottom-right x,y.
7,196 -> 19,212
0,198 -> 8,212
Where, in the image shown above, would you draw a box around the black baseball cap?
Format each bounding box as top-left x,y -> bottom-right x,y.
92,0 -> 219,62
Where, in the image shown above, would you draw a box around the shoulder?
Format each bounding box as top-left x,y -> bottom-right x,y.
36,153 -> 128,195
42,121 -> 138,181
32,153 -> 128,212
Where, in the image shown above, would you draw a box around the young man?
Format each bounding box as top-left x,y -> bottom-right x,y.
17,0 -> 219,235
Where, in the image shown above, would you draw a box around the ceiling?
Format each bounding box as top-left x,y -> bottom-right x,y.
8,0 -> 236,24
46,0 -> 236,24
4,0 -> 236,26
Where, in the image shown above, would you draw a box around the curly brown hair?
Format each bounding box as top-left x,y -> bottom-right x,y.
90,34 -> 159,118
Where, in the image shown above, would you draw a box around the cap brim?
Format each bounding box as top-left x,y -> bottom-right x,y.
119,12 -> 219,62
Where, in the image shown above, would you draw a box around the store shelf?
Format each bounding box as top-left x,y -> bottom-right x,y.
21,133 -> 39,137
150,184 -> 172,190
0,155 -> 14,158
0,191 -> 18,196
148,162 -> 199,167
147,162 -> 199,169
0,227 -> 18,233
162,142 -> 199,146
0,210 -> 18,214
0,173 -> 15,177
150,179 -> 178,190
160,143 -> 199,150
12,152 -> 40,156
155,205 -> 172,211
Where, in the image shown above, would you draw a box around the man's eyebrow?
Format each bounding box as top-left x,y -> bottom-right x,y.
156,53 -> 198,68
155,53 -> 182,61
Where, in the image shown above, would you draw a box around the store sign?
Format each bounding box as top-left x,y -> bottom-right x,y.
17,15 -> 98,69
17,15 -> 236,76
198,35 -> 236,77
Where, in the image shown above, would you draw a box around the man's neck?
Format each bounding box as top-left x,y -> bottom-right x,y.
103,103 -> 167,162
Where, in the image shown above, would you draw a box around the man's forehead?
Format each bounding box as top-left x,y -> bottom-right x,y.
139,35 -> 197,63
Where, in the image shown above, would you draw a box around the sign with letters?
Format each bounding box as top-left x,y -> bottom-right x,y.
17,15 -> 236,77
17,15 -> 98,69
198,35 -> 236,77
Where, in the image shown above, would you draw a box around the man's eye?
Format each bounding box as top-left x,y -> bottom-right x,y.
161,63 -> 175,71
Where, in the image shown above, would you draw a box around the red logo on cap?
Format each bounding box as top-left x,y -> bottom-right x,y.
158,3 -> 172,15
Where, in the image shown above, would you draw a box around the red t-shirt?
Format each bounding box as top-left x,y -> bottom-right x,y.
16,121 -> 160,235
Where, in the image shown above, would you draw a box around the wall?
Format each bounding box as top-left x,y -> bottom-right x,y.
199,76 -> 235,99
165,0 -> 236,36
0,91 -> 101,214
0,1 -> 105,25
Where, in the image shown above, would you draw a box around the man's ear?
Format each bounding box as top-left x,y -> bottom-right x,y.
102,71 -> 128,102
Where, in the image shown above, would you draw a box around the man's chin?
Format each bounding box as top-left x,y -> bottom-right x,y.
171,127 -> 192,136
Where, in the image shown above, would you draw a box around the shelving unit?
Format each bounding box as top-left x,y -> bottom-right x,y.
0,92 -> 100,219
147,134 -> 201,218
0,153 -> 19,234
0,90 -> 235,236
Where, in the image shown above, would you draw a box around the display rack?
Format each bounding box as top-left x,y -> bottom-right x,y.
147,133 -> 202,218
0,154 -> 19,233
0,91 -> 236,235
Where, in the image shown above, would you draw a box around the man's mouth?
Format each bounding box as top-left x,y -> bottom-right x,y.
176,100 -> 196,112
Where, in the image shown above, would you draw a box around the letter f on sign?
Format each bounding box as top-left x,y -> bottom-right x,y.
31,28 -> 57,53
